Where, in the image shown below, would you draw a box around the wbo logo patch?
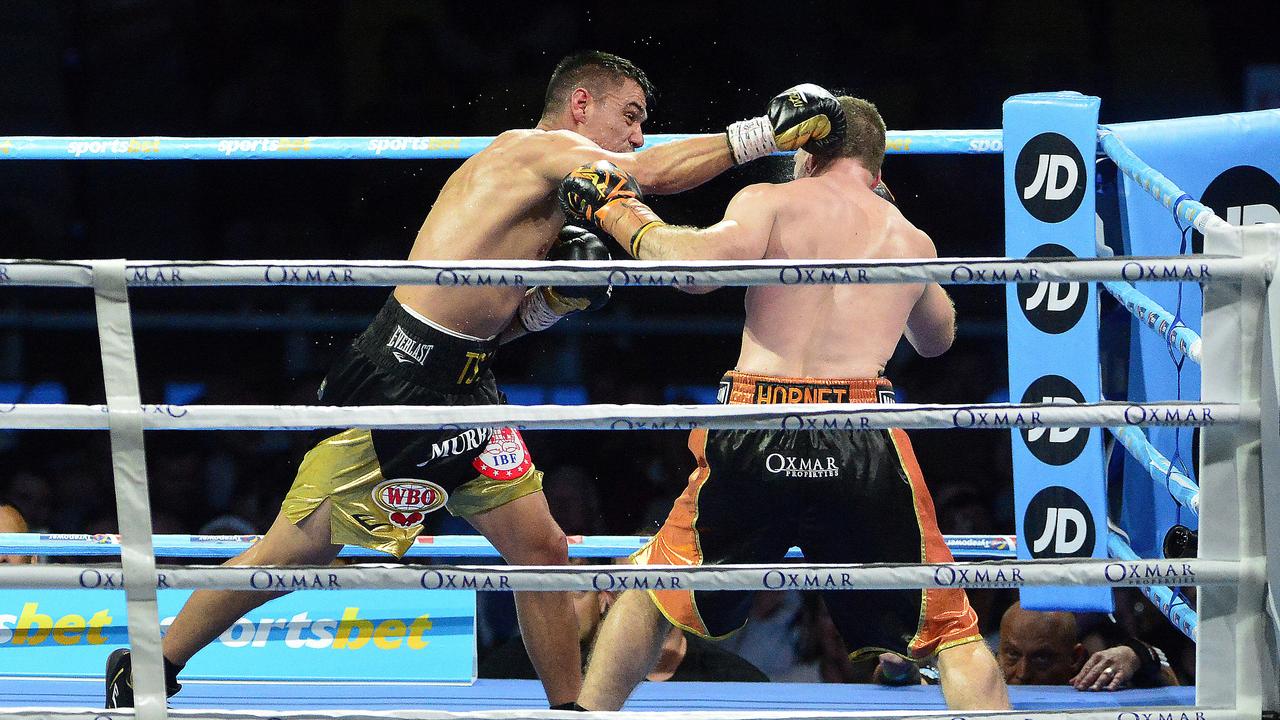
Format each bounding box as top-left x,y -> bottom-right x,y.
371,479 -> 448,528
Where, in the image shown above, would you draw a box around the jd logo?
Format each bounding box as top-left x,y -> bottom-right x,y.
1017,243 -> 1088,334
1015,132 -> 1086,223
1020,375 -> 1089,465
1192,165 -> 1280,253
1023,485 -> 1095,558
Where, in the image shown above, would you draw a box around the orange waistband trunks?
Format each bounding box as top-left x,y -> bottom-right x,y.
635,370 -> 981,661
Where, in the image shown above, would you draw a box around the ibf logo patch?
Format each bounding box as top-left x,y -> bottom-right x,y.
1019,375 -> 1089,465
1017,243 -> 1088,334
372,479 -> 448,528
1015,132 -> 1086,223
472,427 -> 533,481
1023,485 -> 1095,558
386,325 -> 432,366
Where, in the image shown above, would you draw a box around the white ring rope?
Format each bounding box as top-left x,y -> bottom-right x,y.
0,255 -> 1259,288
0,707 -> 1238,720
0,559 -> 1250,592
0,401 -> 1244,431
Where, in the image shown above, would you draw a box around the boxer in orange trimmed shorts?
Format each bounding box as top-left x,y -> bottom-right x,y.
563,91 -> 1010,710
635,371 -> 977,661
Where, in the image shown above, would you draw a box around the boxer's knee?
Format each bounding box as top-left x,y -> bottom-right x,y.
515,526 -> 570,566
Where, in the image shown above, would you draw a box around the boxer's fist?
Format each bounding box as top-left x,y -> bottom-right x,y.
558,160 -> 644,229
517,226 -> 613,332
558,161 -> 665,254
726,83 -> 846,164
767,84 -> 845,153
544,226 -> 611,313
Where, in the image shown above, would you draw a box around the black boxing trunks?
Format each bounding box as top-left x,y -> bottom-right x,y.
281,296 -> 543,557
635,370 -> 981,661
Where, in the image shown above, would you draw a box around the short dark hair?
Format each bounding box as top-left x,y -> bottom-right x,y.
542,51 -> 655,117
813,96 -> 886,176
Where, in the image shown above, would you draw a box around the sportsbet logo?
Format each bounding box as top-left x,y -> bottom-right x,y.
0,603 -> 112,645
216,608 -> 433,650
0,602 -> 433,650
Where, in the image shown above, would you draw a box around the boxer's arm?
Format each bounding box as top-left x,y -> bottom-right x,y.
905,233 -> 956,357
625,184 -> 775,294
536,130 -> 733,196
630,184 -> 775,262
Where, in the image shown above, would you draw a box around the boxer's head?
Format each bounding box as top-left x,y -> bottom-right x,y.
542,51 -> 655,153
795,96 -> 886,180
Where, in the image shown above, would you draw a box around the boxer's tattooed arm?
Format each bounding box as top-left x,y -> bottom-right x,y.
630,184 -> 775,262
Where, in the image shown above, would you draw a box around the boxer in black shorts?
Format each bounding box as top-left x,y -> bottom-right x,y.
565,93 -> 1010,709
636,371 -> 978,660
281,296 -> 544,557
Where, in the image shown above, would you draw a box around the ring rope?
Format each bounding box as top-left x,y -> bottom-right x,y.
1098,128 -> 1230,233
1106,426 -> 1200,516
0,255 -> 1255,288
0,706 -> 1233,720
0,558 -> 1248,592
1102,280 -> 1203,362
0,400 -> 1244,431
0,129 -> 1003,160
0,533 -> 1018,560
1107,531 -> 1199,639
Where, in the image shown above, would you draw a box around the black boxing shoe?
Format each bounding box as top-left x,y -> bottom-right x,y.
105,648 -> 182,708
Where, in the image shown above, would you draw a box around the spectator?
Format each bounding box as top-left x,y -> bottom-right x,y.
0,500 -> 36,565
997,601 -> 1176,690
4,472 -> 51,531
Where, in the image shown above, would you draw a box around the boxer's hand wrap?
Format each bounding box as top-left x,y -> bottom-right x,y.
726,83 -> 846,165
558,161 -> 665,255
517,226 -> 613,333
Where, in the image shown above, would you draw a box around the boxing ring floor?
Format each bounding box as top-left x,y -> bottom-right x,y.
0,677 -> 1194,712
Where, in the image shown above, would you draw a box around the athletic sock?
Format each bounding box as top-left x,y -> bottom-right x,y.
162,657 -> 184,690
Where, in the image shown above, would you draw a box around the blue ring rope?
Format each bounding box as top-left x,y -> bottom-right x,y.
1107,531 -> 1198,640
1101,281 -> 1202,363
1105,426 -> 1200,518
0,532 -> 1017,559
0,130 -> 1003,160
1097,129 -> 1222,232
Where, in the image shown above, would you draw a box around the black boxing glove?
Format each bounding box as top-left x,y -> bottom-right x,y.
726,83 -> 847,165
517,226 -> 613,332
546,226 -> 612,311
559,160 -> 666,256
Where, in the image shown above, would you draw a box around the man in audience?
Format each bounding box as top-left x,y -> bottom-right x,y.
0,500 -> 35,565
997,601 -> 1177,690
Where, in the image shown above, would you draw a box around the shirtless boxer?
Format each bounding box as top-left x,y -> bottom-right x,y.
105,50 -> 844,709
560,95 -> 1010,710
